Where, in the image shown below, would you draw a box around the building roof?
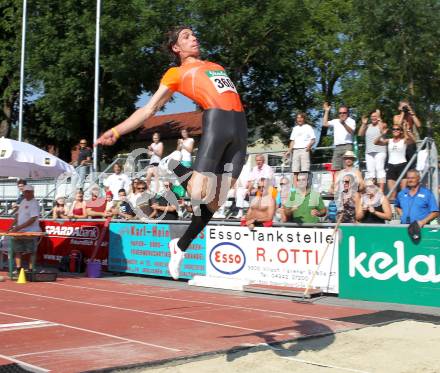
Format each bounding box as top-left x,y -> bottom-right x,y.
138,111 -> 202,140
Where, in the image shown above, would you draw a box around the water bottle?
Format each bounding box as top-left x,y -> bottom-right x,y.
327,200 -> 337,223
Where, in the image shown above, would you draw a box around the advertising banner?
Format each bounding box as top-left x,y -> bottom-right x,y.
339,226 -> 440,307
1,218 -> 109,268
206,226 -> 339,293
108,222 -> 206,279
39,220 -> 109,266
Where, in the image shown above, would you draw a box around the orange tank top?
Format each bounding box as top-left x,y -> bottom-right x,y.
160,60 -> 243,112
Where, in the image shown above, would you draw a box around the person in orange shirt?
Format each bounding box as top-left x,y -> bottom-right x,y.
96,26 -> 248,280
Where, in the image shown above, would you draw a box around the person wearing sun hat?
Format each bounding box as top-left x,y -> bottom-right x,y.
331,150 -> 364,196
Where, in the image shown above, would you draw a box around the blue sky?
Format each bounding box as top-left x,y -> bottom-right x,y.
136,92 -> 196,114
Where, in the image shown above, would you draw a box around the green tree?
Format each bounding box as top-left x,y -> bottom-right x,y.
0,0 -> 22,138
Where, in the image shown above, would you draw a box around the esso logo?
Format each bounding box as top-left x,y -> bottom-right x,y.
209,242 -> 246,275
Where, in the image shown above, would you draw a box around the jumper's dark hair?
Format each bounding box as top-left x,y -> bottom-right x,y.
165,25 -> 193,64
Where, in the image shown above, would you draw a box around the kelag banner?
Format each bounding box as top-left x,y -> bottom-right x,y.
206,226 -> 339,293
339,225 -> 440,307
109,222 -> 206,279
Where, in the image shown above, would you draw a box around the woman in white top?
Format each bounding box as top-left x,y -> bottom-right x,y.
146,132 -> 164,192
375,122 -> 415,200
177,129 -> 194,168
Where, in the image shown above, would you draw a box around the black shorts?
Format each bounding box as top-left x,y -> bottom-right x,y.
387,162 -> 407,181
193,109 -> 248,179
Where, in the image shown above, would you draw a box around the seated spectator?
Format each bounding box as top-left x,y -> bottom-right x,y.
68,190 -> 87,219
129,180 -> 155,218
8,185 -> 41,275
149,181 -> 179,220
247,154 -> 274,196
276,176 -> 293,208
52,197 -> 68,219
116,189 -> 135,220
336,174 -> 360,223
356,181 -> 392,223
86,187 -> 107,218
332,151 -> 364,195
395,169 -> 439,226
241,178 -> 276,229
280,172 -> 326,224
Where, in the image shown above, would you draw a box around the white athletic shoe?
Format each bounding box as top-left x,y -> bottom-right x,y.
168,238 -> 185,280
158,151 -> 182,176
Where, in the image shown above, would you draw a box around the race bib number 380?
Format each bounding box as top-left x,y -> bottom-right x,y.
206,70 -> 238,94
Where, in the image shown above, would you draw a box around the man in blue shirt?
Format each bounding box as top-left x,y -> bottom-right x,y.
395,169 -> 439,227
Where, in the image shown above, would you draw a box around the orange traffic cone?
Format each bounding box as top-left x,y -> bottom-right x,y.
16,268 -> 27,284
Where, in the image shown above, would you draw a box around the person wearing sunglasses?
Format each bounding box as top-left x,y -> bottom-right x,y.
375,122 -> 415,200
322,102 -> 356,171
150,181 -> 179,221
76,139 -> 92,188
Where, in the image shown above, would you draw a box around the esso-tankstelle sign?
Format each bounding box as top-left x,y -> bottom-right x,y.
209,242 -> 246,275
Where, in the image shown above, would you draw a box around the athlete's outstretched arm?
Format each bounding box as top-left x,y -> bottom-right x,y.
96,85 -> 173,146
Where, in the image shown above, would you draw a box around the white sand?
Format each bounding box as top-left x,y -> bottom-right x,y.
126,320 -> 440,373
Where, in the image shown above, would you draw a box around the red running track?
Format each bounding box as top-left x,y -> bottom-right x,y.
0,273 -> 375,372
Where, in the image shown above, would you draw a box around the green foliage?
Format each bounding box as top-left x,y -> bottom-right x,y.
0,0 -> 439,159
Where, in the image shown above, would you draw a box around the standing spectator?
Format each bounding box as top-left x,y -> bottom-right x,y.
8,185 -> 41,275
356,181 -> 392,223
11,179 -> 27,214
104,163 -> 131,201
52,197 -> 68,219
393,100 -> 422,164
247,154 -> 274,195
146,132 -> 164,192
375,123 -> 415,200
116,189 -> 136,220
75,139 -> 92,188
284,112 -> 316,187
177,129 -> 194,168
16,179 -> 27,204
241,178 -> 276,229
150,181 -> 179,220
395,169 -> 439,226
280,172 -> 326,224
322,102 -> 356,171
68,190 -> 87,219
358,110 -> 387,191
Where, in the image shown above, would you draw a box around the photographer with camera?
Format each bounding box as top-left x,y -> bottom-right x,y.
393,101 -> 422,165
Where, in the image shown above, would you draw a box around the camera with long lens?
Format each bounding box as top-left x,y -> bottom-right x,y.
402,105 -> 410,114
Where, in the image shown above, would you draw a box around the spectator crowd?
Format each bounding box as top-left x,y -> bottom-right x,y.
4,101 -> 439,232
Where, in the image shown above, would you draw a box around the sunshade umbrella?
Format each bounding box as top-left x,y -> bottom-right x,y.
0,137 -> 75,178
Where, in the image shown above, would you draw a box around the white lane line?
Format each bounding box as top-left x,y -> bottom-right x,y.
0,321 -> 57,332
0,290 -> 281,336
0,353 -> 49,373
49,282 -> 357,325
12,341 -> 130,358
253,343 -> 371,373
0,310 -> 180,352
280,356 -> 371,373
